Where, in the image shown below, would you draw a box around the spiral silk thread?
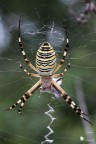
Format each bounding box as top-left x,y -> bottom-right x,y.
41,104 -> 56,144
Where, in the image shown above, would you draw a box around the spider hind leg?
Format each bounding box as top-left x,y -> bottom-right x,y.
5,94 -> 29,114
51,80 -> 93,125
5,80 -> 41,114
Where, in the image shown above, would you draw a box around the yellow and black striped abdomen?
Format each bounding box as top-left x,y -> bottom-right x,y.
36,42 -> 56,76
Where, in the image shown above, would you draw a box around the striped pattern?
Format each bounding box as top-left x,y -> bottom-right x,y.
18,20 -> 37,72
19,61 -> 40,77
7,94 -> 30,114
5,80 -> 41,114
51,80 -> 93,125
53,31 -> 69,74
36,42 -> 56,76
53,54 -> 70,78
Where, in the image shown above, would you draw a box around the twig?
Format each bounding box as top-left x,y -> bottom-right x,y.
77,0 -> 96,24
75,79 -> 95,144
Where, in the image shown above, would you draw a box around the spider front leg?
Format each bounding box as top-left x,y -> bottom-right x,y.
53,31 -> 69,74
5,80 -> 41,114
19,20 -> 38,72
51,80 -> 93,125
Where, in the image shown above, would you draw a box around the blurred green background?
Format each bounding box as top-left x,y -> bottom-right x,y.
0,0 -> 96,144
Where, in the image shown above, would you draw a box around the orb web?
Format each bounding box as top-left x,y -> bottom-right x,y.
0,0 -> 96,144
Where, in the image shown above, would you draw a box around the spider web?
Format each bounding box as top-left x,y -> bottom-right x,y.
0,0 -> 96,144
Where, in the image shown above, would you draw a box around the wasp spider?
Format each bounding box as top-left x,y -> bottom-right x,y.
6,20 -> 92,125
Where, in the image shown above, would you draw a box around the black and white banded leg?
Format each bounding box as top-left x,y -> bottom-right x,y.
53,31 -> 69,74
19,61 -> 40,77
53,54 -> 70,78
18,20 -> 38,72
51,80 -> 93,125
5,80 -> 41,114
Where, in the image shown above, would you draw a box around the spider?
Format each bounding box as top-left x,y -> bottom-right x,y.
6,20 -> 92,125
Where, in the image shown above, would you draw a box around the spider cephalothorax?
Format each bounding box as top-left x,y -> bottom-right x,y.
5,20 -> 92,125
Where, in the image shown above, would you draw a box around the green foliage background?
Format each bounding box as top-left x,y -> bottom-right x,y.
0,0 -> 96,144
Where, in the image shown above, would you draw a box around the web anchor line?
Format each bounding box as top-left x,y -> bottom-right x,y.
41,104 -> 56,144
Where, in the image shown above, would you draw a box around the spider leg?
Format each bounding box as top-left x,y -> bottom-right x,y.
51,80 -> 93,125
19,61 -> 40,77
53,55 -> 70,78
19,20 -> 38,72
53,31 -> 69,74
5,80 -> 41,114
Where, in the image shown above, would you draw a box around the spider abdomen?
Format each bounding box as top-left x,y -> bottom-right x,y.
36,42 -> 56,76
